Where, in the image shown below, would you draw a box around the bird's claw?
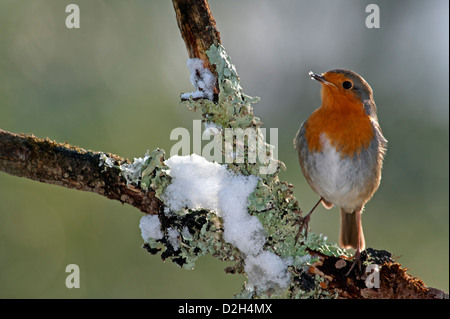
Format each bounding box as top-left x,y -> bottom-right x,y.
294,214 -> 311,244
345,250 -> 362,277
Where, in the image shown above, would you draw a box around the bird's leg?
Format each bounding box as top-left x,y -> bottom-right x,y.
345,209 -> 363,276
294,197 -> 323,244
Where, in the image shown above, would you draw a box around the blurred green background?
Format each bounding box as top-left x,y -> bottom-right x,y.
0,0 -> 448,298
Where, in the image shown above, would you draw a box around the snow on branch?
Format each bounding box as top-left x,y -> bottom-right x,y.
180,58 -> 216,101
0,0 -> 447,299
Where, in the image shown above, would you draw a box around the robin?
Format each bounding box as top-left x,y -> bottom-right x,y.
294,69 -> 387,274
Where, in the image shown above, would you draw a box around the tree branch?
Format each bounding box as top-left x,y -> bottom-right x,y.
308,248 -> 448,299
172,0 -> 221,98
0,1 -> 447,299
0,129 -> 162,214
168,0 -> 448,299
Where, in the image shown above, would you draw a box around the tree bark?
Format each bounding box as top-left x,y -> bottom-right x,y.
0,129 -> 161,214
309,248 -> 448,299
172,0 -> 221,98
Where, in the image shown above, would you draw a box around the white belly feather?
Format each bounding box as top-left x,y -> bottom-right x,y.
309,134 -> 368,211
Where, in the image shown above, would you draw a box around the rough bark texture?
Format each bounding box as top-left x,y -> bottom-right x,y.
0,129 -> 161,214
172,0 -> 221,98
308,248 -> 448,299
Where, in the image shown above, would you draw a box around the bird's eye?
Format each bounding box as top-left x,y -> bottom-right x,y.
342,81 -> 352,89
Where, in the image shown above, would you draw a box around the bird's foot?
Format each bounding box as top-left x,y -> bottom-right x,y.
294,213 -> 311,244
345,249 -> 362,277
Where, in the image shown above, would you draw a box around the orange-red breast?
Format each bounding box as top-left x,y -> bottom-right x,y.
294,69 -> 387,272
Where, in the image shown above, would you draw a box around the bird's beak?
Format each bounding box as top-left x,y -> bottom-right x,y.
309,71 -> 335,87
309,71 -> 326,83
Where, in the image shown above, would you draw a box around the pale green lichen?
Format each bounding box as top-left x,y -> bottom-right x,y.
182,44 -> 281,181
126,44 -> 350,299
182,44 -> 260,130
99,149 -> 170,199
99,153 -> 115,170
143,209 -> 244,272
138,149 -> 169,199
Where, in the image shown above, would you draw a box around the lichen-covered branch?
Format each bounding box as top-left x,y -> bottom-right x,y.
0,129 -> 162,215
172,0 -> 221,98
157,0 -> 447,299
0,1 -> 447,300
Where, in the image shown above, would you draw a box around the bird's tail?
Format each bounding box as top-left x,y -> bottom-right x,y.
339,208 -> 365,250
